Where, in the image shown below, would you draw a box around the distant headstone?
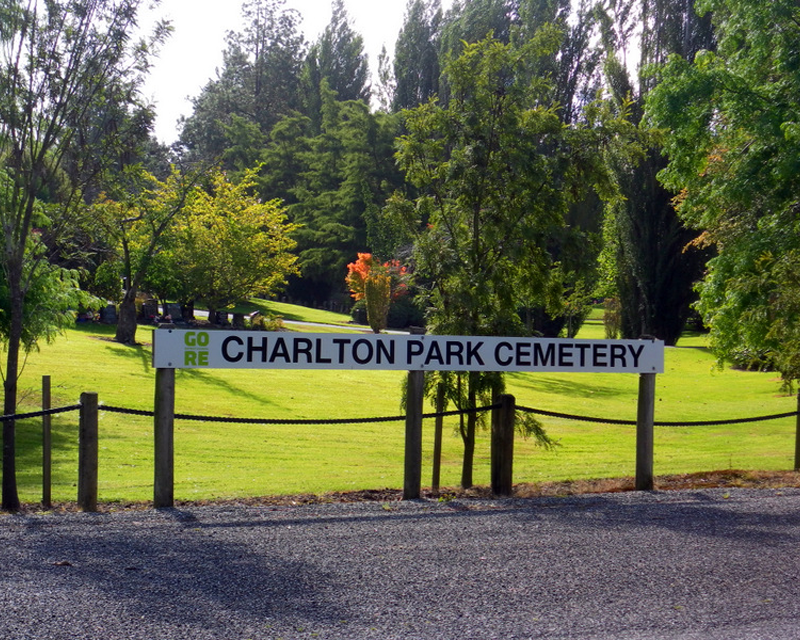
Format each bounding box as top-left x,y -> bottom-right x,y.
142,299 -> 159,322
164,303 -> 183,322
99,304 -> 117,324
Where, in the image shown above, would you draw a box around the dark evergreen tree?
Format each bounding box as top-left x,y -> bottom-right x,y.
600,0 -> 715,344
179,0 -> 306,166
284,84 -> 404,303
304,0 -> 371,112
392,0 -> 443,111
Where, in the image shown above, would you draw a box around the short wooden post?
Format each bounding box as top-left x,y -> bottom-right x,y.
404,370 -> 424,500
431,382 -> 445,493
42,375 -> 51,509
636,373 -> 657,490
77,392 -> 98,512
154,367 -> 176,508
491,394 -> 515,496
794,391 -> 800,471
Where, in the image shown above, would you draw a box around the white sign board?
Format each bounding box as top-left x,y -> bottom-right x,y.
153,330 -> 664,373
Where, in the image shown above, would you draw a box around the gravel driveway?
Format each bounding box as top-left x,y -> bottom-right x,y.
2,487 -> 800,640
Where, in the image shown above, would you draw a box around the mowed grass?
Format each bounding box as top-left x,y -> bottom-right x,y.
8,306 -> 798,505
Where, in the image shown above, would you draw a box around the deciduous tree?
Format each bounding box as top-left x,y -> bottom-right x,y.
94,166 -> 198,345
646,0 -> 800,379
0,0 -> 166,511
161,168 -> 299,322
391,34 -> 624,487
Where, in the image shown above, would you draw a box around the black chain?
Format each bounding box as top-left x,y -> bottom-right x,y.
101,403 -> 500,425
517,405 -> 799,427
517,406 -> 637,426
3,403 -> 796,429
0,405 -> 82,423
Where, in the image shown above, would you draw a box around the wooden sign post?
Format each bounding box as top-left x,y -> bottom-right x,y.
154,367 -> 175,508
404,370 -> 424,499
636,373 -> 657,490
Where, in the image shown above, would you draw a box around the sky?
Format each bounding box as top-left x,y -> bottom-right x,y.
139,0 -> 454,144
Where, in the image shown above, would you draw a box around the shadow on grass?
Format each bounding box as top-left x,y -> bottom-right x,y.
103,340 -> 153,372
15,416 -> 79,492
508,372 -> 634,400
70,322 -> 118,337
174,367 -> 278,411
75,328 -> 278,412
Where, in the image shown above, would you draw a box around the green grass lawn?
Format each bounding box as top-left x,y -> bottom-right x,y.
226,298 -> 357,327
8,304 -> 798,505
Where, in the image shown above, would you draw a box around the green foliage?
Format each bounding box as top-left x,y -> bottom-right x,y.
91,259 -> 123,304
392,32 -> 632,486
0,234 -> 99,355
0,0 -> 165,509
308,0 -> 371,104
603,298 -> 622,339
392,0 -> 442,111
646,0 -> 800,381
282,96 -> 405,303
395,34 -> 624,338
179,0 -> 306,166
157,168 -> 299,319
248,311 -> 285,331
93,166 -> 203,344
598,0 -> 714,345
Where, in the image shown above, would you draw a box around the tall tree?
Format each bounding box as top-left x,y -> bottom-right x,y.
0,0 -> 166,511
391,34 -> 626,487
514,0 -> 608,336
179,0 -> 306,166
519,0 -> 603,124
392,0 -> 442,111
286,85 -> 403,303
303,0 -> 371,118
646,0 -> 800,380
599,0 -> 714,344
440,0 -> 516,53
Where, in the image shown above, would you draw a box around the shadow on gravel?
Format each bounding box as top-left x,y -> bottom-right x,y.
182,492 -> 800,547
6,492 -> 800,639
503,491 -> 800,545
11,512 -> 347,633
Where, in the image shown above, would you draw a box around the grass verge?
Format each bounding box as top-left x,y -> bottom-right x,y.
7,303 -> 799,506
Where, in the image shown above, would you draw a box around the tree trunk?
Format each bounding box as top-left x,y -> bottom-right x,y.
2,275 -> 24,512
115,288 -> 139,344
460,378 -> 477,489
181,300 -> 195,322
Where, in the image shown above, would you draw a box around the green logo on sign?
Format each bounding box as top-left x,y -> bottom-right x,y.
184,331 -> 210,366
